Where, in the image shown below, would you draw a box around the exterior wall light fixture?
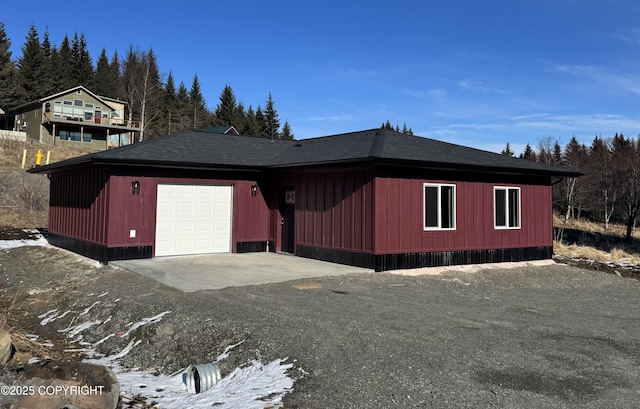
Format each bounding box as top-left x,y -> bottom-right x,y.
251,184 -> 258,197
132,180 -> 141,195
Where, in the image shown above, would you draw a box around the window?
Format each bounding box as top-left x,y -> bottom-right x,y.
424,183 -> 456,230
59,131 -> 92,142
494,187 -> 520,229
74,99 -> 83,106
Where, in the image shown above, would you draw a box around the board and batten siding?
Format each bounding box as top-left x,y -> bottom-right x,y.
373,177 -> 553,254
48,168 -> 110,245
296,170 -> 375,253
109,175 -> 272,254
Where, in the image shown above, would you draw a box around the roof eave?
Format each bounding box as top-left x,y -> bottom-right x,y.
29,156 -> 267,174
372,158 -> 582,178
92,158 -> 265,172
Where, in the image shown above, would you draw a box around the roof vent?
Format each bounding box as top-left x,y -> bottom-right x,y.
294,143 -> 302,148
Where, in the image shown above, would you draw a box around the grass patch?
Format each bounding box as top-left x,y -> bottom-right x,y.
553,212 -> 639,239
553,241 -> 640,264
0,139 -> 92,229
0,138 -> 93,169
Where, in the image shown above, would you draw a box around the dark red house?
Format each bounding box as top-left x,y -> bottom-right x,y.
30,129 -> 579,271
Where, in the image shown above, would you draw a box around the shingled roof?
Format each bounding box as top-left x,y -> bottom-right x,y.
29,128 -> 580,177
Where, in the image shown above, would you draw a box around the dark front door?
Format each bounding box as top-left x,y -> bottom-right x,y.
279,187 -> 296,253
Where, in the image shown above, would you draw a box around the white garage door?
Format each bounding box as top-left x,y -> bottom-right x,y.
155,184 -> 232,256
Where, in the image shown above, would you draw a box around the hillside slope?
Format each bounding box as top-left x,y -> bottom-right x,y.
0,139 -> 93,230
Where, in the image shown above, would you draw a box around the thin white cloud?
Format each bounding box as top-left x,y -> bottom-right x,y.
458,79 -> 510,95
303,114 -> 355,122
509,113 -> 640,133
612,26 -> 640,45
404,88 -> 447,99
551,63 -> 640,95
333,66 -> 379,77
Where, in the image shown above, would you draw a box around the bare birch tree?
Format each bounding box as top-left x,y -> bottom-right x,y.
586,136 -> 616,229
562,136 -> 587,220
120,46 -> 163,142
611,134 -> 640,240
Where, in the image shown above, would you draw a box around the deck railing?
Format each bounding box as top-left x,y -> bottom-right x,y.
48,114 -> 141,129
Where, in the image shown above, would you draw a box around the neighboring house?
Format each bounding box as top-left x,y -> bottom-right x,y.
10,86 -> 140,149
29,128 -> 580,271
199,126 -> 240,135
0,107 -> 27,141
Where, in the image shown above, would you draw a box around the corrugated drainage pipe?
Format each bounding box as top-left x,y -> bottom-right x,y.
184,363 -> 221,394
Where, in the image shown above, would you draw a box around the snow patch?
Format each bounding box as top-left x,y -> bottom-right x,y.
84,339 -> 294,409
29,276 -> 298,408
79,301 -> 101,315
120,311 -> 171,338
0,236 -> 47,250
39,309 -> 71,326
58,320 -> 100,338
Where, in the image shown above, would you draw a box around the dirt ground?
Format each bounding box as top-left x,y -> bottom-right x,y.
2,244 -> 640,408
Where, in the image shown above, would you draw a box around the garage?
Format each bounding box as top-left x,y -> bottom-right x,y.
155,184 -> 233,257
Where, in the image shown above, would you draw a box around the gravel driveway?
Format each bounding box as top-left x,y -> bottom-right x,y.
2,246 -> 639,408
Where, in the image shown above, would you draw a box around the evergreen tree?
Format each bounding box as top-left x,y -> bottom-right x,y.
175,81 -> 190,131
108,50 -> 120,98
244,105 -> 261,136
280,120 -> 294,140
94,48 -> 118,96
214,84 -> 237,126
520,143 -> 537,161
552,141 -> 563,166
39,26 -> 54,95
71,33 -> 93,88
16,24 -> 47,103
55,35 -> 74,91
163,71 -> 177,134
255,105 -> 267,137
233,102 -> 246,132
189,74 -> 207,129
0,22 -> 16,112
263,92 -> 280,139
381,120 -> 413,134
501,142 -> 515,157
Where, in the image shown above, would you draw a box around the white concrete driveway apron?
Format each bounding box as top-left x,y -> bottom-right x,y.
112,252 -> 373,292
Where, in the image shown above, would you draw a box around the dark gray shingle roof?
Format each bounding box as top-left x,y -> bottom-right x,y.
30,128 -> 580,177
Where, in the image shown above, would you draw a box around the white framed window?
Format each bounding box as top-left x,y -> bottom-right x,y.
494,187 -> 520,229
424,183 -> 456,230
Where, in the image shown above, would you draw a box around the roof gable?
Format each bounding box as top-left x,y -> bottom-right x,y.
199,126 -> 240,135
12,86 -> 120,112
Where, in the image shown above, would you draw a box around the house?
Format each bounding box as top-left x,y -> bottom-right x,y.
10,86 -> 140,149
199,126 -> 240,135
29,128 -> 580,271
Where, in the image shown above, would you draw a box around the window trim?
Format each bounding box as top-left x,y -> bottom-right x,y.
494,186 -> 521,229
423,183 -> 456,231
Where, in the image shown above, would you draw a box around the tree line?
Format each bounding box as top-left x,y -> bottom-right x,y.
502,134 -> 640,240
0,22 -> 293,141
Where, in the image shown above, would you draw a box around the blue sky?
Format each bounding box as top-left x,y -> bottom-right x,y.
3,0 -> 639,154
